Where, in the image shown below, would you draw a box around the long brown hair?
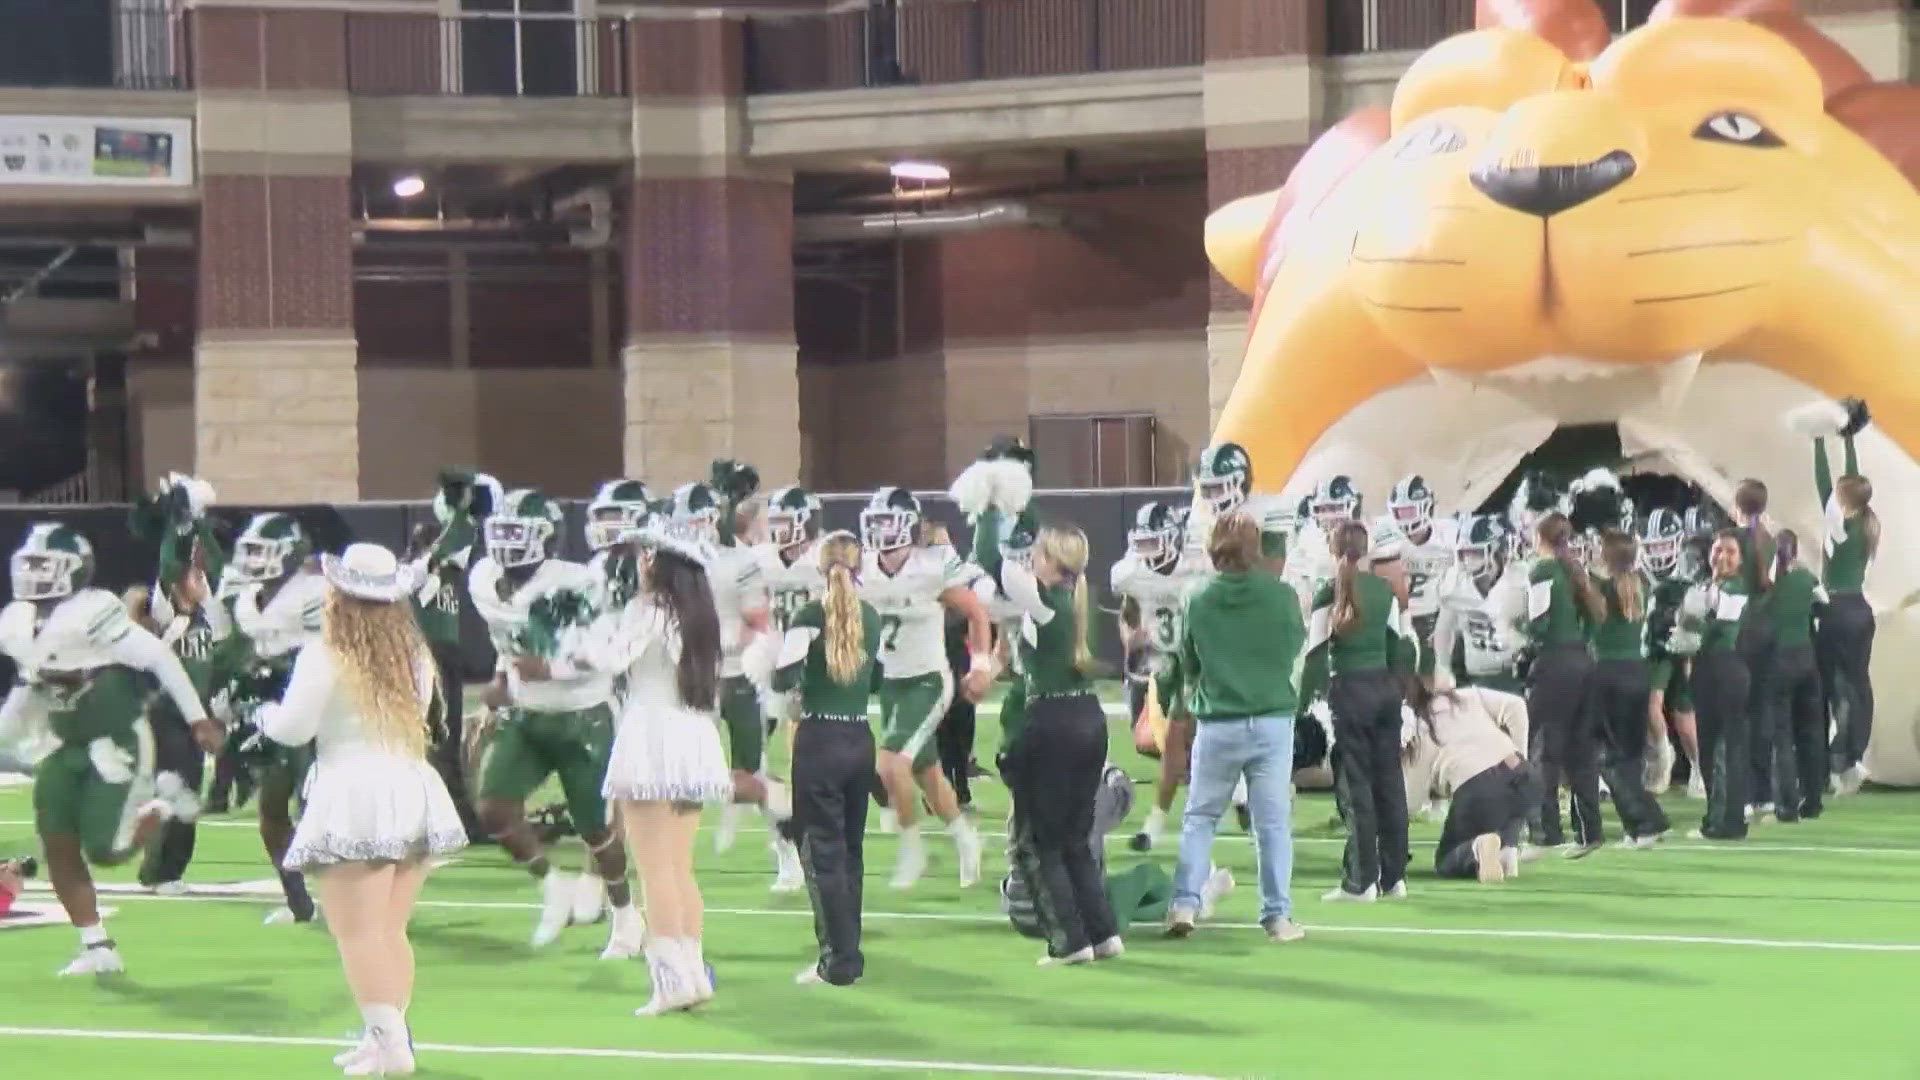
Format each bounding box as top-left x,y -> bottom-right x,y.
323,590 -> 430,758
1537,513 -> 1608,625
1038,525 -> 1096,674
818,533 -> 864,686
646,548 -> 721,711
1837,474 -> 1879,561
1600,529 -> 1643,622
1734,479 -> 1775,592
1329,520 -> 1372,637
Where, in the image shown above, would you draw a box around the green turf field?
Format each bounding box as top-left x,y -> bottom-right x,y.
4,688 -> 1920,1079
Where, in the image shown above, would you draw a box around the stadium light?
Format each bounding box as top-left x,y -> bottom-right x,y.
392,174 -> 427,198
889,161 -> 950,183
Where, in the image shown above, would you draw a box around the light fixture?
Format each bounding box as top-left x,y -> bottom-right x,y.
392,174 -> 426,198
889,161 -> 950,183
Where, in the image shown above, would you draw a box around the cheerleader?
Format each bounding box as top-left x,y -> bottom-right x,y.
1524,513 -> 1606,856
1760,530 -> 1827,820
567,527 -> 732,1016
1685,532 -> 1755,842
773,531 -> 881,986
1587,531 -> 1669,846
1794,399 -> 1878,795
262,543 -> 467,1076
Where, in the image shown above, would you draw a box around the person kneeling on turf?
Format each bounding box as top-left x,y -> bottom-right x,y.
1403,675 -> 1533,883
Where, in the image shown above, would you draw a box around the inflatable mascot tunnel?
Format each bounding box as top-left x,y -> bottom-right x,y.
1204,0 -> 1920,782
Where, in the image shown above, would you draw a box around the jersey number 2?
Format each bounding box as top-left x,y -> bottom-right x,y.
879,615 -> 902,653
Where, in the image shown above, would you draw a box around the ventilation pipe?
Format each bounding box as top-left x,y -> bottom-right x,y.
794,201 -> 1071,243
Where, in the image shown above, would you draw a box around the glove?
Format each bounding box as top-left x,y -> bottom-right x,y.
88,737 -> 135,784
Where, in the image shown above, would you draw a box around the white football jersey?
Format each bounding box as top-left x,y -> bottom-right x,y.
756,541 -> 825,635
1283,522 -> 1336,621
1109,552 -> 1208,657
0,589 -> 135,678
470,556 -> 611,712
1371,514 -> 1459,619
861,544 -> 978,680
1434,563 -> 1525,678
708,545 -> 770,677
232,572 -> 326,662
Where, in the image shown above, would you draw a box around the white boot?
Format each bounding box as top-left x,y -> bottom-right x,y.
571,870 -> 607,926
345,1005 -> 414,1076
950,817 -> 982,889
890,825 -> 927,889
877,807 -> 899,835
634,940 -> 698,1017
531,872 -> 573,948
332,1031 -> 375,1068
685,937 -> 715,1005
600,903 -> 644,960
715,802 -> 744,854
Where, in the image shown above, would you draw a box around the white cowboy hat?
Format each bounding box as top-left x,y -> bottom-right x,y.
321,542 -> 417,603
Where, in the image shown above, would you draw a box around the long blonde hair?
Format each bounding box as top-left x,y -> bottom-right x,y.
1837,474 -> 1879,561
323,590 -> 430,757
1038,525 -> 1095,675
818,532 -> 865,686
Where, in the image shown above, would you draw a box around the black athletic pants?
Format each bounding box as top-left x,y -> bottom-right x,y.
1589,658 -> 1669,840
1743,626 -> 1777,807
1435,760 -> 1533,878
1817,592 -> 1876,772
1527,644 -> 1599,847
1694,650 -> 1752,839
936,663 -> 978,808
1329,669 -> 1407,895
139,702 -> 205,887
791,716 -> 873,985
1000,693 -> 1118,958
1763,643 -> 1826,820
427,638 -> 481,840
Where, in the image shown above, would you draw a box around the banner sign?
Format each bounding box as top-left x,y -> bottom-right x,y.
0,116 -> 194,187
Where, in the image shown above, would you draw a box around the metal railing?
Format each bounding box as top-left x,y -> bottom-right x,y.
746,0 -> 1202,94
346,11 -> 629,98
1327,0 -> 1658,54
0,0 -> 191,91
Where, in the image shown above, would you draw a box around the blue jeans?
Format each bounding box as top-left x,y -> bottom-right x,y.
1172,715 -> 1295,922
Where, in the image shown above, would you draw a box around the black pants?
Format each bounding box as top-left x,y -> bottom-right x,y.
1588,659 -> 1669,840
1742,625 -> 1776,806
1527,644 -> 1599,847
1001,693 -> 1118,958
1817,592 -> 1876,771
1694,650 -> 1752,839
138,702 -> 205,887
205,742 -> 250,812
1764,643 -> 1826,819
791,716 -> 874,985
936,691 -> 978,807
1329,669 -> 1407,895
427,638 -> 481,840
1435,761 -> 1534,878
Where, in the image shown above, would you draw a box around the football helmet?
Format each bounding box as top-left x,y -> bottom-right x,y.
10,522 -> 94,601
1683,501 -> 1729,540
233,513 -> 312,584
1195,443 -> 1252,515
1311,475 -> 1361,526
1509,470 -> 1568,539
484,489 -> 564,569
667,483 -> 722,547
1388,474 -> 1435,538
586,479 -> 651,552
1455,514 -> 1504,582
765,485 -> 822,549
1641,508 -> 1686,578
861,487 -> 921,552
1129,502 -> 1179,571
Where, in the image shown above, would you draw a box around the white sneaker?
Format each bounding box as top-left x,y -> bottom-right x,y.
1198,866 -> 1235,920
262,906 -> 298,926
58,945 -> 124,977
1038,946 -> 1095,967
877,807 -> 900,835
531,872 -> 573,948
1164,905 -> 1197,938
1263,917 -> 1306,943
1835,763 -> 1868,796
890,828 -> 926,890
600,904 -> 644,961
1322,884 -> 1377,903
1092,936 -> 1124,960
150,880 -> 190,897
795,964 -> 828,986
715,802 -> 743,854
1499,846 -> 1520,879
771,838 -> 805,894
952,822 -> 983,889
1473,833 -> 1504,883
571,871 -> 607,926
1519,844 -> 1566,863
1382,880 -> 1408,900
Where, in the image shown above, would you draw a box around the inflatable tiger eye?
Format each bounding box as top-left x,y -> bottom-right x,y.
1205,0 -> 1920,782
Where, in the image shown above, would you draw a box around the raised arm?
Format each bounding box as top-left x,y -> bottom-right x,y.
1814,437 -> 1834,507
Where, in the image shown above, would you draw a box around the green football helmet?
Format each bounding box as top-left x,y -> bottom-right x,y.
1641,507 -> 1685,578
765,485 -> 821,549
1388,473 -> 1435,538
1311,475 -> 1361,527
233,513 -> 312,584
1129,502 -> 1179,570
667,482 -> 721,547
1454,513 -> 1505,582
1195,443 -> 1252,515
10,522 -> 94,602
587,479 -> 651,552
861,486 -> 920,552
484,489 -> 564,569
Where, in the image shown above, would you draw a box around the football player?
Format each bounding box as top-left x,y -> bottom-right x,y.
1641,508 -> 1703,798
469,488 -> 640,958
756,485 -> 828,816
1432,515 -> 1530,697
859,486 -> 992,888
1111,501 -> 1207,852
1,523 -> 213,976
1371,473 -> 1459,675
224,511 -> 329,925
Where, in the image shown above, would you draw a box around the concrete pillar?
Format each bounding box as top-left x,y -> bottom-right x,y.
191,5 -> 359,503
1202,0 -> 1318,425
621,15 -> 799,487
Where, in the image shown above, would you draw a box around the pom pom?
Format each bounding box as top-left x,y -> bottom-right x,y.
709,459 -> 761,504
948,458 -> 1034,516
1841,397 -> 1872,438
1784,399 -> 1850,438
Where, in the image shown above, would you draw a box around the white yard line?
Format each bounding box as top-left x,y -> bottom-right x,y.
0,1026 -> 1216,1079
25,886 -> 1920,953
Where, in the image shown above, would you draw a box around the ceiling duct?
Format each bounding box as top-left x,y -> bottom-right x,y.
794,201 -> 1071,243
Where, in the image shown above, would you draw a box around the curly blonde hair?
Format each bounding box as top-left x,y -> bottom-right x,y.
323,590 -> 431,757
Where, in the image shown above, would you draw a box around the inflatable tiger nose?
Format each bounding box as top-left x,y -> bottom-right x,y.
1205,0 -> 1920,782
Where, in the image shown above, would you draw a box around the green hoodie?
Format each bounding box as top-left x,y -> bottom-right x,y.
1178,570 -> 1305,721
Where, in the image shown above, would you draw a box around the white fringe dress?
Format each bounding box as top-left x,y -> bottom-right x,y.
263,643 -> 468,870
